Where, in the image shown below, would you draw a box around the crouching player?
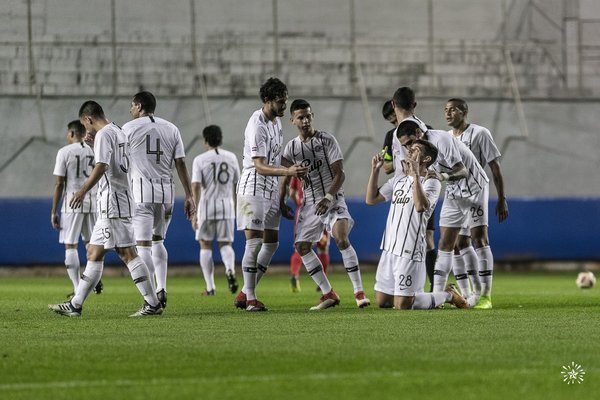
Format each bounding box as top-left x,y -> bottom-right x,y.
366,139 -> 468,309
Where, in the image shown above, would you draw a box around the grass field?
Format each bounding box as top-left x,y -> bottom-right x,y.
0,270 -> 598,400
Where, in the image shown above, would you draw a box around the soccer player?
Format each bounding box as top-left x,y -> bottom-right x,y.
395,119 -> 489,303
49,101 -> 162,317
288,175 -> 331,293
389,87 -> 438,292
281,98 -> 370,310
366,139 -> 468,309
122,91 -> 195,309
234,77 -> 308,312
191,125 -> 240,296
51,120 -> 102,296
445,98 -> 509,309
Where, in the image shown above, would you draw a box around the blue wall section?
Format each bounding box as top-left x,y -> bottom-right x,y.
1,198 -> 599,265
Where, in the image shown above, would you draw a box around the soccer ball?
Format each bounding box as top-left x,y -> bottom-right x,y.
576,272 -> 596,289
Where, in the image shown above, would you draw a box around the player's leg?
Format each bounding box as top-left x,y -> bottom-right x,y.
218,227 -> 238,294
199,239 -> 216,295
433,198 -> 465,292
472,225 -> 493,309
64,244 -> 80,294
374,250 -> 396,308
152,204 -> 173,298
59,213 -> 81,293
456,234 -> 481,307
133,203 -> 155,285
82,212 -> 103,295
316,230 -> 330,275
297,242 -> 332,295
331,217 -> 370,308
255,198 -> 282,286
425,211 -> 437,292
290,250 -> 302,292
452,244 -> 472,300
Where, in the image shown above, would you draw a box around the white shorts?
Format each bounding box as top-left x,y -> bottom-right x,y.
132,203 -> 173,241
236,195 -> 281,231
89,217 -> 136,249
374,250 -> 426,297
196,219 -> 235,242
440,183 -> 489,230
295,198 -> 354,243
59,212 -> 96,244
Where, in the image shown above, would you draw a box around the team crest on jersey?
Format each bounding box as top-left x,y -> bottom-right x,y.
313,145 -> 323,153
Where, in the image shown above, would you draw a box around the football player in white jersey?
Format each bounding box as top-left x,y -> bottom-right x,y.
388,87 -> 438,292
49,101 -> 162,317
395,119 -> 489,303
192,125 -> 240,296
122,91 -> 195,309
281,99 -> 370,310
51,120 -> 101,296
366,139 -> 468,309
445,98 -> 509,309
234,78 -> 308,311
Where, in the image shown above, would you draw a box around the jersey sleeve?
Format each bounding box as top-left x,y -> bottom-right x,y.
94,130 -> 112,165
423,178 -> 442,209
436,134 -> 462,171
53,148 -> 67,176
282,140 -> 294,165
249,125 -> 268,159
173,127 -> 186,159
378,178 -> 394,201
478,127 -> 501,164
230,153 -> 240,184
324,133 -> 343,164
191,156 -> 202,184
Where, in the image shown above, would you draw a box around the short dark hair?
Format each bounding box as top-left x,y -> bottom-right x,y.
414,139 -> 438,167
203,125 -> 223,147
392,87 -> 416,111
132,91 -> 156,113
289,99 -> 311,114
259,77 -> 287,103
67,120 -> 86,136
447,98 -> 468,113
382,100 -> 394,119
78,100 -> 105,119
396,120 -> 421,139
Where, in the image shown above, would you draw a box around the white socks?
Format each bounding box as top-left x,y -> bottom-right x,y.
256,242 -> 278,284
301,250 -> 332,294
137,246 -> 155,286
200,249 -> 215,291
71,260 -> 103,309
152,240 -> 168,292
64,248 -> 80,291
461,246 -> 482,294
412,292 -> 450,309
433,250 -> 453,292
477,245 -> 494,297
241,238 -> 262,301
127,256 -> 159,307
219,245 -> 236,276
452,254 -> 471,298
340,245 -> 363,293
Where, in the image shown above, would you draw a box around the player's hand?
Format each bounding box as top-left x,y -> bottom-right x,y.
405,149 -> 420,176
496,198 -> 509,223
69,190 -> 85,209
191,217 -> 198,231
426,170 -> 442,181
371,153 -> 384,170
280,202 -> 295,220
315,198 -> 331,216
51,213 -> 60,230
288,164 -> 308,178
184,197 -> 196,221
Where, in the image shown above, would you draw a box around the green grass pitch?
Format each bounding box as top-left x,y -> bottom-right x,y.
0,270 -> 598,400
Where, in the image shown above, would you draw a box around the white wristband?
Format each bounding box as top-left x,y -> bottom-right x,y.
325,193 -> 334,202
440,172 -> 450,181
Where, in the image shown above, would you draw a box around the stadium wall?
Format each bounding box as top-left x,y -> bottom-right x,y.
2,197 -> 599,266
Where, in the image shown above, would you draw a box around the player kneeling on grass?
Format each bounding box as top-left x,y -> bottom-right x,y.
281,99 -> 370,310
366,139 -> 468,310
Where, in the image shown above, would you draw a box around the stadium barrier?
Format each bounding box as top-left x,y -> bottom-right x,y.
1,198 -> 599,265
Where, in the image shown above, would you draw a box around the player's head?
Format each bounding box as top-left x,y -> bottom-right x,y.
408,139 -> 438,168
130,91 -> 156,118
396,120 -> 424,148
260,77 -> 288,118
78,100 -> 105,134
392,87 -> 417,113
66,120 -> 86,143
289,99 -> 314,134
202,125 -> 223,148
445,98 -> 468,128
382,100 -> 396,126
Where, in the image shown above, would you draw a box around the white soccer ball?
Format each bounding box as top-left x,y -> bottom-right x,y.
576,272 -> 596,289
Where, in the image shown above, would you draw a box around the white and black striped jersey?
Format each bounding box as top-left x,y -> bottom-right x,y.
53,142 -> 97,214
94,123 -> 134,219
192,148 -> 240,220
379,175 -> 441,261
282,131 -> 344,205
391,115 -> 429,177
122,116 -> 186,204
444,137 -> 489,199
450,123 -> 501,169
238,109 -> 284,199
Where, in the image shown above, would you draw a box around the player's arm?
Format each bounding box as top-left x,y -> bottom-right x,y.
175,157 -> 196,221
191,181 -> 201,231
70,162 -> 108,209
315,160 -> 345,216
253,157 -> 307,177
489,159 -> 508,222
382,132 -> 395,175
429,161 -> 467,182
365,153 -> 386,205
51,175 -> 65,229
278,157 -> 295,219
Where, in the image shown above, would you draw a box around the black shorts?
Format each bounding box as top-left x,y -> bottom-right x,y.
426,209 -> 436,231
